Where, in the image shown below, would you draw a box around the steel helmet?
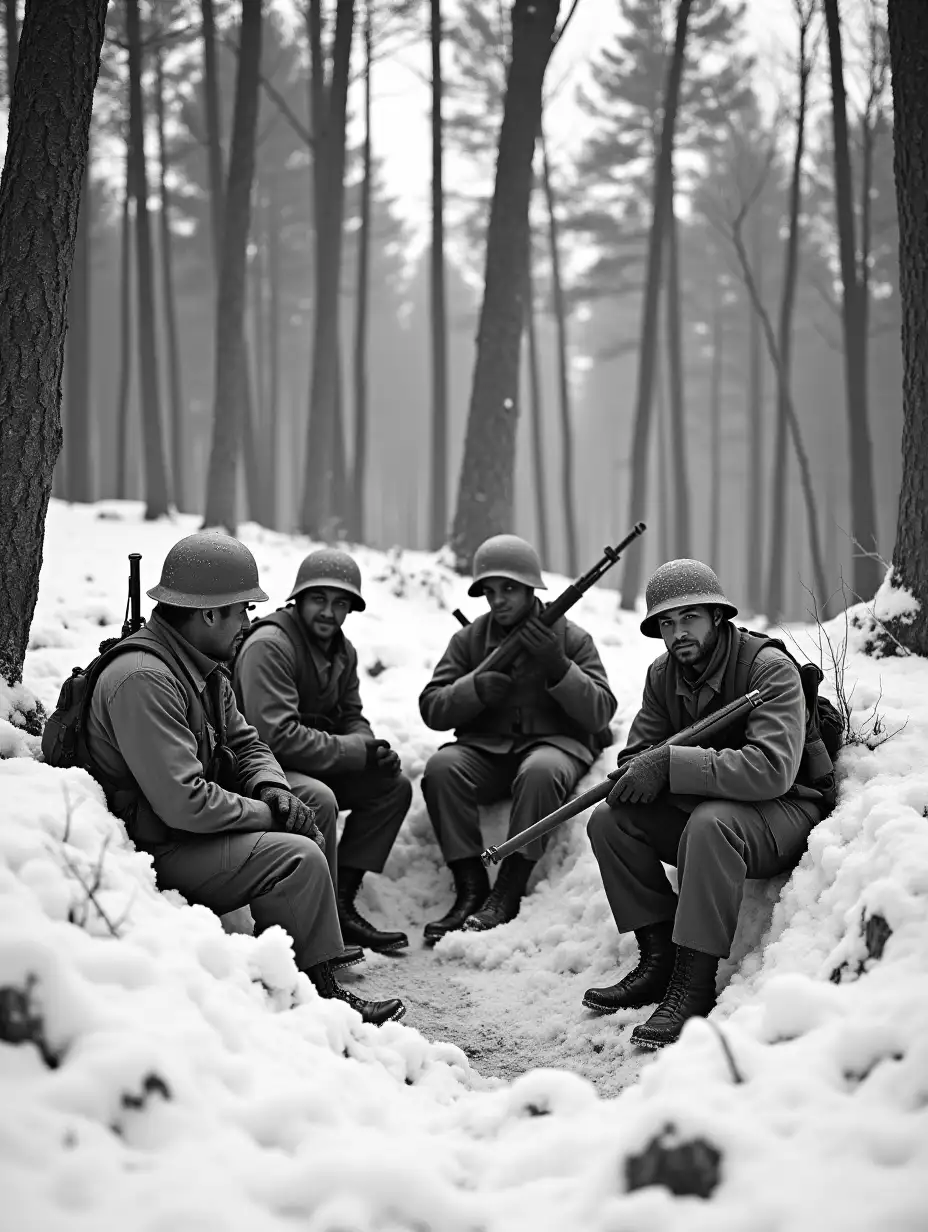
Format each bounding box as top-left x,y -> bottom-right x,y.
640,559 -> 738,638
146,531 -> 269,608
286,548 -> 366,611
467,534 -> 547,597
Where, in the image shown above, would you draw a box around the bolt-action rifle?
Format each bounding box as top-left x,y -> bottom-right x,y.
481,688 -> 765,866
98,553 -> 146,655
458,522 -> 647,671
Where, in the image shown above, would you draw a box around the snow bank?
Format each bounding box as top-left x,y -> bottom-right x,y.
1,501 -> 926,1230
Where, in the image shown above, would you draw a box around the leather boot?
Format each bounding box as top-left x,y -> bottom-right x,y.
330,945 -> 365,970
306,960 -> 406,1027
582,921 -> 676,1013
423,856 -> 489,946
462,854 -> 534,932
630,946 -> 719,1049
337,867 -> 408,953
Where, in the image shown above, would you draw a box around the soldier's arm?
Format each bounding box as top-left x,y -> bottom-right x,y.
218,673 -> 291,796
669,649 -> 805,800
235,633 -> 368,775
546,628 -> 618,734
418,630 -> 485,731
334,653 -> 375,739
103,669 -> 274,834
616,668 -> 676,768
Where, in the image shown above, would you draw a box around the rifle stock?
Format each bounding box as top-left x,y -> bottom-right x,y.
481,688 -> 764,866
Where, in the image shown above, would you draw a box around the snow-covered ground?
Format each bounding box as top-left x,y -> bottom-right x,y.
1,500 -> 927,1230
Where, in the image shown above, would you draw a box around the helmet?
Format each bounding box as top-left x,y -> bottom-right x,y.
147,531 -> 269,608
467,534 -> 547,597
286,548 -> 366,611
640,559 -> 738,638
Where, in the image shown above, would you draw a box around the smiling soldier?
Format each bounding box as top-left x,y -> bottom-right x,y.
233,549 -> 411,956
419,534 -> 617,944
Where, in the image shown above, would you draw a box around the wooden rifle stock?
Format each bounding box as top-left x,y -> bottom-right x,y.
481,688 -> 765,866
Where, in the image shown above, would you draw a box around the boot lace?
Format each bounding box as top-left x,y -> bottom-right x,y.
656,949 -> 695,1017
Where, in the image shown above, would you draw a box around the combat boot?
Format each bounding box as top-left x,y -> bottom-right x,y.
330,945 -> 365,970
462,854 -> 534,932
337,867 -> 408,953
582,920 -> 675,1013
307,960 -> 406,1026
423,856 -> 489,946
630,945 -> 719,1049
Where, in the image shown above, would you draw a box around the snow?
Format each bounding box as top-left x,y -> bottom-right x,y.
1,498 -> 927,1230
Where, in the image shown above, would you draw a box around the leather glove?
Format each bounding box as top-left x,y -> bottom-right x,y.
365,738 -> 401,776
258,786 -> 325,849
606,744 -> 671,807
518,615 -> 570,684
474,670 -> 512,708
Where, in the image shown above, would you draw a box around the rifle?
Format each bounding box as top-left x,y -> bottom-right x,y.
469,522 -> 646,675
481,688 -> 765,866
122,553 -> 146,637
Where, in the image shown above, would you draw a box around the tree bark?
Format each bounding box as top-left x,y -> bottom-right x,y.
655,348 -> 671,565
126,0 -> 170,519
155,45 -> 186,512
349,2 -> 372,544
541,128 -> 578,576
620,0 -> 693,608
0,0 -> 108,685
64,152 -> 92,503
524,249 -> 550,564
824,0 -> 881,600
3,0 -> 17,97
746,204 -> 764,613
201,0 -> 225,273
300,0 -> 355,536
450,0 -> 561,569
429,0 -> 449,550
664,179 -> 691,558
709,296 -> 723,567
116,140 -> 132,501
202,0 -> 263,532
886,0 -> 928,654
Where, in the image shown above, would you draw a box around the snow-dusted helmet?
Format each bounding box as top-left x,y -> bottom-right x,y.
467,534 -> 547,597
640,559 -> 738,638
286,548 -> 366,612
146,531 -> 268,608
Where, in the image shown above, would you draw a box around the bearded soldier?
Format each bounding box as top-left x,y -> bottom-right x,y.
585,560 -> 824,1048
84,532 -> 405,1026
419,534 -> 617,943
233,549 -> 411,955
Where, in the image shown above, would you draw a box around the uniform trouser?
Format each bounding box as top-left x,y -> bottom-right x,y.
586,793 -> 819,958
421,742 -> 586,864
285,768 -> 412,893
153,816 -> 344,971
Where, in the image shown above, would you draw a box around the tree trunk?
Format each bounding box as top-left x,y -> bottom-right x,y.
824,0 -> 881,601
64,153 -> 92,503
155,46 -> 186,513
524,248 -> 550,564
267,176 -> 281,528
429,0 -> 449,550
655,349 -> 671,565
450,0 -> 561,569
300,0 -> 355,536
201,0 -> 225,273
664,181 -> 690,558
3,0 -> 17,96
202,0 -> 263,532
541,128 -> 578,577
350,3 -> 372,544
126,0 -> 171,519
886,0 -> 928,654
620,0 -> 693,608
746,205 -> 764,613
709,296 -> 723,567
0,0 -> 108,685
116,141 -> 132,501
240,342 -> 266,525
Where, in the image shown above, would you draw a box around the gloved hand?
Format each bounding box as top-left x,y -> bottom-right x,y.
606,744 -> 671,806
518,615 -> 570,684
365,737 -> 402,776
259,786 -> 325,849
474,670 -> 512,708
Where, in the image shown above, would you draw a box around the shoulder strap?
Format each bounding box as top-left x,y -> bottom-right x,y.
87,628 -> 206,740
247,606 -> 315,699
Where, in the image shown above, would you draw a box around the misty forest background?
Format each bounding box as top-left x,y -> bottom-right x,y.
0,0 -> 902,621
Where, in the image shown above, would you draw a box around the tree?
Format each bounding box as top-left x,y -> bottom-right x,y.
450,0 -> 561,567
3,0 -> 16,97
0,0 -> 108,685
886,0 -> 928,654
115,136 -> 133,500
349,0 -> 373,543
619,0 -> 693,609
429,0 -> 449,549
202,0 -> 263,533
64,153 -> 92,502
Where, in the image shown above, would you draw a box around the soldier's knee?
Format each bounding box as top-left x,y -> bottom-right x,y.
587,800 -> 614,847
393,771 -> 413,810
681,802 -> 725,846
279,832 -> 329,883
423,744 -> 464,786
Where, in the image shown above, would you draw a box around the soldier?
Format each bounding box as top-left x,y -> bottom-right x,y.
584,559 -> 823,1048
233,548 -> 411,954
84,532 -> 405,1027
419,534 -> 617,944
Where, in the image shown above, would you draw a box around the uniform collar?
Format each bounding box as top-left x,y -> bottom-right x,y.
147,611 -> 219,694
674,621 -> 732,701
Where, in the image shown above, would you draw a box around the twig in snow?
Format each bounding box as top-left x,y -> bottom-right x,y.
706,1021 -> 745,1085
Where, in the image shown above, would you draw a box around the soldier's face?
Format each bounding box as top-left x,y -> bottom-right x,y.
480,578 -> 534,628
658,605 -> 721,669
297,587 -> 352,644
198,602 -> 253,661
